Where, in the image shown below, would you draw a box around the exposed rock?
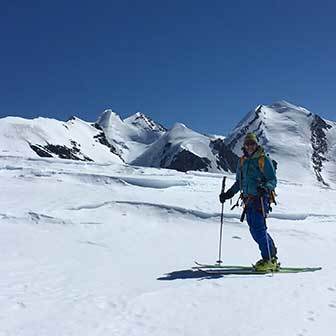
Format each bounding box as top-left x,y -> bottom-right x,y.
310,115 -> 332,186
30,143 -> 93,161
166,149 -> 212,172
210,138 -> 239,172
29,144 -> 53,158
226,105 -> 263,149
131,112 -> 167,132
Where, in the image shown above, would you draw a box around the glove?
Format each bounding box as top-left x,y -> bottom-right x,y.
219,189 -> 234,203
257,185 -> 268,197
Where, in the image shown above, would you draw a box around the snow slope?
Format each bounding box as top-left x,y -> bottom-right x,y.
225,101 -> 336,187
0,155 -> 335,336
97,110 -> 166,162
0,116 -> 122,163
1,101 -> 335,184
132,122 -> 238,173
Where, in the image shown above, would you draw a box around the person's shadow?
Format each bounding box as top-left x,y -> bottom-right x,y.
157,269 -> 224,281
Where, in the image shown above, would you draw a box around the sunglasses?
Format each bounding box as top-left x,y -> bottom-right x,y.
244,141 -> 257,146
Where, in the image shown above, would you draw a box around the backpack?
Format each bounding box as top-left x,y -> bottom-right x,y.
240,154 -> 277,173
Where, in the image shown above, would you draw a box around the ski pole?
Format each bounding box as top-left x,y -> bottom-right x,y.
260,195 -> 266,218
261,196 -> 272,262
217,176 -> 226,265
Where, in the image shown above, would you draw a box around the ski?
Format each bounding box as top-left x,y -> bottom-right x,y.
194,261 -> 251,269
197,267 -> 321,275
194,261 -> 322,274
197,268 -> 272,275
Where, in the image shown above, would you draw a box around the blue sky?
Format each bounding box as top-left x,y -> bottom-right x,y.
1,0 -> 335,134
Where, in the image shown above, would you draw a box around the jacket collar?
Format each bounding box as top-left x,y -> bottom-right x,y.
243,146 -> 265,159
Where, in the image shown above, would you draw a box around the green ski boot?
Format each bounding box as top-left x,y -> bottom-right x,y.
254,257 -> 280,272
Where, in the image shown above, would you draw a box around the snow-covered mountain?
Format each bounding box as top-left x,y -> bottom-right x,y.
0,110 -> 167,164
96,110 -> 166,162
225,101 -> 336,187
0,116 -> 123,163
132,122 -> 238,173
0,109 -> 237,174
1,101 -> 335,185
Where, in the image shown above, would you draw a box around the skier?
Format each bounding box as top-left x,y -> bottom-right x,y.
219,132 -> 279,271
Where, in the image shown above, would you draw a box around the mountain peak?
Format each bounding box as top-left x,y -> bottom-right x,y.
134,112 -> 145,118
125,112 -> 166,132
271,100 -> 296,108
267,100 -> 312,116
101,109 -> 121,118
168,123 -> 194,139
225,100 -> 336,186
96,109 -> 123,129
171,122 -> 187,130
132,120 -> 238,173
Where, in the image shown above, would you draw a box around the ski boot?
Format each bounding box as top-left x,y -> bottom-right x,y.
254,257 -> 280,272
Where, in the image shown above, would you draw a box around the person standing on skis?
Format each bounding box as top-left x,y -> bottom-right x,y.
219,132 -> 279,271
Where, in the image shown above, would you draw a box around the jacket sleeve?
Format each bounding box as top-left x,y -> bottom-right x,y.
226,160 -> 241,196
263,157 -> 277,190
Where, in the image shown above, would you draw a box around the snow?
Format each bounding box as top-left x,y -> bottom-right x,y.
0,116 -> 122,163
97,110 -> 165,162
226,101 -> 336,187
2,101 -> 334,185
132,122 -> 221,170
0,155 -> 335,336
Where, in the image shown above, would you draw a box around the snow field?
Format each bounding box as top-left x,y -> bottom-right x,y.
0,156 -> 335,336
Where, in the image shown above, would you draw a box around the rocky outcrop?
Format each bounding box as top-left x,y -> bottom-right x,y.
30,142 -> 93,161
93,124 -> 125,162
166,149 -> 212,172
225,105 -> 263,149
310,115 -> 332,186
210,138 -> 239,172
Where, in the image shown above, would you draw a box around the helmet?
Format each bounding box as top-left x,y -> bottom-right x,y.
244,132 -> 258,144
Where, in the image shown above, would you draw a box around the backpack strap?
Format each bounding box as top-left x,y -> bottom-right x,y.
241,154 -> 265,172
258,155 -> 265,172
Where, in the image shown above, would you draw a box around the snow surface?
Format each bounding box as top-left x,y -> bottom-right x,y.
1,155 -> 335,336
97,110 -> 165,162
132,123 -> 221,170
2,101 -> 334,186
0,116 -> 122,163
226,101 -> 336,187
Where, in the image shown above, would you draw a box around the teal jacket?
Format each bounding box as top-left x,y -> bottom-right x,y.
229,146 -> 277,197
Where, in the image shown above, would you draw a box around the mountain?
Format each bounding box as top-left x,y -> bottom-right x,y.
0,110 -> 166,164
0,116 -> 123,163
225,101 -> 336,187
1,101 -> 335,185
0,109 -> 237,173
96,110 -> 166,162
132,123 -> 238,173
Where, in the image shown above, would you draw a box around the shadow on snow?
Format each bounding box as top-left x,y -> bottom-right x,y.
157,269 -> 224,281
157,269 -> 271,280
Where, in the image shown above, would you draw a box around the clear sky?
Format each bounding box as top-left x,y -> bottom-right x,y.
1,0 -> 335,134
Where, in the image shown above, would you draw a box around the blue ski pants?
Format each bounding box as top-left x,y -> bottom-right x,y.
245,196 -> 277,260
